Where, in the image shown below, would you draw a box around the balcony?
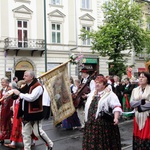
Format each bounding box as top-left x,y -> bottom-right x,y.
4,37 -> 45,56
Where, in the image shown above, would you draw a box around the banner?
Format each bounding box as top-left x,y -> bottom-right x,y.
39,61 -> 75,126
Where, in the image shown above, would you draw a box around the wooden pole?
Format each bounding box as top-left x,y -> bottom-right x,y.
39,60 -> 71,78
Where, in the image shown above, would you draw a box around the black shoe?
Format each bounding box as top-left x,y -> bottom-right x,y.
79,127 -> 84,132
47,147 -> 53,150
66,128 -> 73,130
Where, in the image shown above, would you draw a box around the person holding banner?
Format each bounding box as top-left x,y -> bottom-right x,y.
13,70 -> 53,150
130,72 -> 150,149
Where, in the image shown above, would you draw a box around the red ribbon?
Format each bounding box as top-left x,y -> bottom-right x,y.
124,94 -> 130,109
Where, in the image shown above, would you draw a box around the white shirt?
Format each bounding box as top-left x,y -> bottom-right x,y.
85,90 -> 122,122
2,87 -> 7,95
114,82 -> 119,88
70,84 -> 77,94
42,86 -> 50,106
82,76 -> 95,92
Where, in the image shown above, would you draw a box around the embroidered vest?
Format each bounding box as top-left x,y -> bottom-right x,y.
17,79 -> 43,121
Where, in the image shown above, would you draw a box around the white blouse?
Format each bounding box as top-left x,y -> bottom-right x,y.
85,90 -> 122,122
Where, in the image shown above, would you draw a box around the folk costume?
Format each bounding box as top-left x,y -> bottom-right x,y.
130,85 -> 150,149
4,80 -> 38,149
42,86 -> 51,120
17,78 -> 53,150
10,98 -> 22,143
75,68 -> 95,130
62,84 -> 81,130
83,90 -> 122,150
0,86 -> 13,141
122,82 -> 134,117
112,81 -> 123,106
4,97 -> 23,149
77,75 -> 95,129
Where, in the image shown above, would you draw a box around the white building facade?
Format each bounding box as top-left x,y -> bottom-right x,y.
0,0 -> 146,80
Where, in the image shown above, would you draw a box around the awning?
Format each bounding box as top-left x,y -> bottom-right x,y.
138,68 -> 146,72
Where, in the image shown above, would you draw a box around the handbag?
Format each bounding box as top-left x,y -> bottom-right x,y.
99,107 -> 114,123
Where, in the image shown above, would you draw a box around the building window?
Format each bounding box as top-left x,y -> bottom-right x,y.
52,23 -> 61,43
14,0 -> 31,3
82,0 -> 90,9
17,20 -> 28,48
82,26 -> 91,45
51,0 -> 61,5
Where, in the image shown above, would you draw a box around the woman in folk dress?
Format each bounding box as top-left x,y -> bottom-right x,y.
83,76 -> 122,150
130,72 -> 150,149
0,77 -> 13,145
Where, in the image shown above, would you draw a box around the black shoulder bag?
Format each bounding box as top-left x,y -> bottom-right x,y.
99,106 -> 114,123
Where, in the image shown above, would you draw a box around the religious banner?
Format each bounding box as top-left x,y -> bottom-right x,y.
39,60 -> 75,126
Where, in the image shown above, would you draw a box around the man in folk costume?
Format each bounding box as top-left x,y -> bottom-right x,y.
13,70 -> 53,150
0,77 -> 13,145
76,67 -> 95,130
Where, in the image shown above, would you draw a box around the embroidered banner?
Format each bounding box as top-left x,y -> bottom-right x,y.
39,61 -> 75,126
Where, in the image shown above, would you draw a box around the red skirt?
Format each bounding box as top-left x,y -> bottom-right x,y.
133,117 -> 150,149
10,101 -> 38,142
0,99 -> 13,140
10,102 -> 22,142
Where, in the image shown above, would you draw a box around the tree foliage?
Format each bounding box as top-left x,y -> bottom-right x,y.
80,0 -> 150,77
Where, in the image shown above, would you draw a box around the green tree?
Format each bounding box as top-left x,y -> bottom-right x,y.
81,0 -> 150,77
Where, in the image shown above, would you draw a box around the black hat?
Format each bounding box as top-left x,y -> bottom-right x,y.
80,67 -> 89,73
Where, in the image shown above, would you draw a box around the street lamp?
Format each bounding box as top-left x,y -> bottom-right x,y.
44,0 -> 47,72
69,0 -> 78,76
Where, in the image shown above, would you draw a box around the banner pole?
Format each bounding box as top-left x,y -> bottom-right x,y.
39,60 -> 71,79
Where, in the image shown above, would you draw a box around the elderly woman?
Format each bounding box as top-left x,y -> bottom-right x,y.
0,77 -> 13,145
83,76 -> 122,150
130,72 -> 150,149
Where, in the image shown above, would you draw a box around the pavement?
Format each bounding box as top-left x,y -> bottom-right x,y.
0,118 -> 133,150
120,119 -> 133,150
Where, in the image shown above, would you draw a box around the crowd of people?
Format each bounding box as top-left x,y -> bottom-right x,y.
62,68 -> 137,131
64,68 -> 150,150
0,68 -> 150,150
